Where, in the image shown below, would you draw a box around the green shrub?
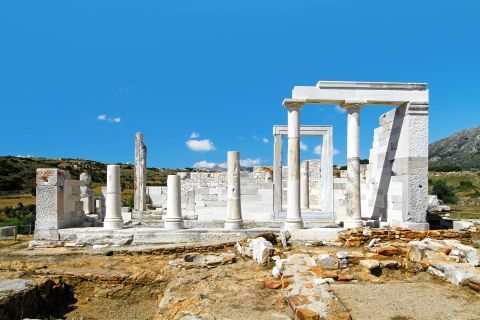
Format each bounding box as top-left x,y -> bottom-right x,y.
457,180 -> 475,191
432,180 -> 458,204
429,164 -> 462,172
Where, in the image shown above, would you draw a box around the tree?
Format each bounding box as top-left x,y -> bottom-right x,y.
432,180 -> 458,204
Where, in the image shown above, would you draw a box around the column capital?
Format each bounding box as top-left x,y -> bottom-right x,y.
283,98 -> 305,109
340,100 -> 366,110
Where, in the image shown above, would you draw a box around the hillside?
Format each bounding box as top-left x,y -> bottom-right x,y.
0,156 -> 182,196
429,125 -> 480,170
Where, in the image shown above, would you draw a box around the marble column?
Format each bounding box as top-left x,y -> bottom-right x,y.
273,134 -> 283,215
342,102 -> 364,228
225,151 -> 243,229
104,165 -> 124,230
79,172 -> 93,215
165,175 -> 184,229
300,161 -> 310,209
134,132 -> 147,213
321,129 -> 334,214
284,102 -> 304,230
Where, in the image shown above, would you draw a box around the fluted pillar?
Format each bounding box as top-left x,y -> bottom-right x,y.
225,151 -> 243,229
284,101 -> 304,230
104,165 -> 124,230
342,102 -> 365,228
301,161 -> 310,209
164,175 -> 184,230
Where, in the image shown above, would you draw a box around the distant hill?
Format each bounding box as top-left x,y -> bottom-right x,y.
429,125 -> 480,170
0,156 -> 182,195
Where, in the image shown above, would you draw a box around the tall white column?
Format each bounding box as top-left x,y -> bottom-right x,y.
301,161 -> 310,209
273,134 -> 283,215
165,175 -> 184,229
342,102 -> 364,228
134,132 -> 147,213
321,128 -> 334,214
284,102 -> 304,230
104,165 -> 124,230
225,151 -> 243,229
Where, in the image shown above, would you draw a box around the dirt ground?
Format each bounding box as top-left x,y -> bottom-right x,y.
1,238 -> 479,320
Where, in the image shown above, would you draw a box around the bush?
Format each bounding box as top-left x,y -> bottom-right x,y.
457,180 -> 475,191
429,164 -> 462,172
432,180 -> 458,204
0,202 -> 36,227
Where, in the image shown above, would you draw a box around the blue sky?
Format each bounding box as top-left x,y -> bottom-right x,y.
1,1 -> 479,168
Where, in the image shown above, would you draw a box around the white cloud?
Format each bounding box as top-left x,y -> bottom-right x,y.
262,137 -> 269,144
190,132 -> 200,139
335,105 -> 346,113
186,139 -> 216,152
300,141 -> 308,151
240,158 -> 261,167
97,114 -> 121,123
313,144 -> 341,156
193,160 -> 225,169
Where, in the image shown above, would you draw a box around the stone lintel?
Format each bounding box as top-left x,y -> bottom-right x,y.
273,125 -> 332,136
340,100 -> 367,109
282,98 -> 305,108
317,81 -> 427,91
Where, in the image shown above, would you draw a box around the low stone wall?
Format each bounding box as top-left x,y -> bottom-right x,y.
337,227 -> 478,247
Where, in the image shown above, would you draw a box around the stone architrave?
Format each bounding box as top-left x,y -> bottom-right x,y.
79,173 -> 93,214
164,175 -> 184,229
103,165 -> 124,230
134,132 -> 147,213
225,151 -> 243,229
300,161 -> 310,209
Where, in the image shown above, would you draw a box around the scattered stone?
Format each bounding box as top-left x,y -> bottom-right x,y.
309,267 -> 339,279
336,252 -> 349,259
296,308 -> 320,320
379,260 -> 398,268
323,241 -> 343,247
360,259 -> 380,271
368,238 -> 380,247
92,244 -> 110,250
337,274 -> 354,281
377,246 -> 399,256
249,237 -> 274,265
264,279 -> 282,289
280,230 -> 291,248
255,232 -> 277,245
314,254 -> 338,270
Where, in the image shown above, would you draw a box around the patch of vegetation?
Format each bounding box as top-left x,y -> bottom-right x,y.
429,164 -> 462,172
0,202 -> 35,227
432,180 -> 458,204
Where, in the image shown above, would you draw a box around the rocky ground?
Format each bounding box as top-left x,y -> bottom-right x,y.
0,233 -> 479,320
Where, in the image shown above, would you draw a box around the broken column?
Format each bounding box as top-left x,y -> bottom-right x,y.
164,175 -> 184,229
301,161 -> 310,209
134,132 -> 147,213
284,100 -> 304,229
225,151 -> 243,229
104,165 -> 124,230
79,173 -> 93,215
342,102 -> 364,228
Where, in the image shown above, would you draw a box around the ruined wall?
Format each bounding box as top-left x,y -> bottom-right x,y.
147,170 -> 274,221
34,169 -> 86,240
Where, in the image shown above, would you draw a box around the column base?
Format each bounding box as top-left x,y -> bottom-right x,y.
164,219 -> 184,230
283,219 -> 304,230
343,219 -> 363,229
400,222 -> 430,231
103,219 -> 124,230
224,219 -> 243,230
